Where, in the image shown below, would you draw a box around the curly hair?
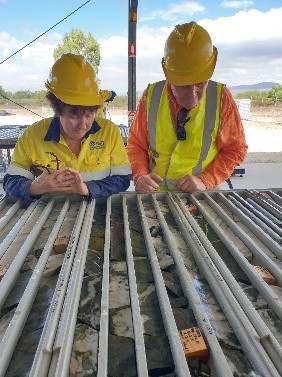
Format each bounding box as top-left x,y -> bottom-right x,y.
46,92 -> 102,116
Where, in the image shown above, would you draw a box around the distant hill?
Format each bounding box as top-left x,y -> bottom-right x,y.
228,82 -> 280,94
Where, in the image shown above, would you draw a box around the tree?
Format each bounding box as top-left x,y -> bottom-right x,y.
268,85 -> 282,106
53,29 -> 101,74
13,90 -> 33,99
234,89 -> 272,106
0,85 -> 7,104
33,90 -> 49,106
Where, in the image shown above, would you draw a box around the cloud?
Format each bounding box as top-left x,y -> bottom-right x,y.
220,1 -> 254,9
0,32 -> 62,92
98,26 -> 170,94
199,8 -> 282,85
1,7 -> 282,96
139,1 -> 205,22
99,7 -> 282,92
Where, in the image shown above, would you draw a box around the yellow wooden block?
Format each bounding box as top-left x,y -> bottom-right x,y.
179,327 -> 209,361
254,266 -> 276,285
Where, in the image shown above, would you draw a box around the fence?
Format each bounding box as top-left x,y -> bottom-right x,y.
234,98 -> 251,120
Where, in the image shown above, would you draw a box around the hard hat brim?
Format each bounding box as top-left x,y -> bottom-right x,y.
45,82 -> 104,106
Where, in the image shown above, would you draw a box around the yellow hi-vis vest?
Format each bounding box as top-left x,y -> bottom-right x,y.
146,80 -> 224,189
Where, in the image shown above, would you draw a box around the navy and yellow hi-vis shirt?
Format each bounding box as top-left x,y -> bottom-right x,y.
4,116 -> 132,201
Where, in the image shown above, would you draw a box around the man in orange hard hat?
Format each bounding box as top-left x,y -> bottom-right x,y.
127,21 -> 248,193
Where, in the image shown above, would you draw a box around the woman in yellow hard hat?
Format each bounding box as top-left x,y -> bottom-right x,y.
127,21 -> 247,193
3,53 -> 131,202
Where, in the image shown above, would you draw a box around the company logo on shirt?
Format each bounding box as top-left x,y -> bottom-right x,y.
89,141 -> 105,150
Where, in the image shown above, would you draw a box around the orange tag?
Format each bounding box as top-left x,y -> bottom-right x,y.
53,235 -> 70,254
254,266 -> 276,285
179,327 -> 209,360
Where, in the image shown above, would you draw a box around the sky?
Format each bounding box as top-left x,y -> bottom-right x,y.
0,0 -> 282,95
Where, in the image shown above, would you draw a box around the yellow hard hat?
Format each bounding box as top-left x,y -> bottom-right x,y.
99,90 -> 116,102
45,53 -> 103,106
161,21 -> 217,86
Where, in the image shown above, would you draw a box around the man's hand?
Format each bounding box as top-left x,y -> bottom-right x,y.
175,175 -> 206,193
135,173 -> 163,193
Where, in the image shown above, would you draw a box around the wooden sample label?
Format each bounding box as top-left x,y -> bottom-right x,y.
179,327 -> 209,360
254,266 -> 276,285
53,235 -> 70,254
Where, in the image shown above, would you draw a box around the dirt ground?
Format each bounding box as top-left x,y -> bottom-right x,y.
241,105 -> 282,163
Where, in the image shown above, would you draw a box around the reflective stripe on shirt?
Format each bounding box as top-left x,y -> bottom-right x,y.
7,164 -> 34,180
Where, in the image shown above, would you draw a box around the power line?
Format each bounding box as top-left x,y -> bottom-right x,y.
0,0 -> 91,113
0,94 -> 44,117
0,0 -> 91,65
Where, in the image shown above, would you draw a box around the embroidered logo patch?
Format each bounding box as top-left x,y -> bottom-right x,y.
89,141 -> 105,150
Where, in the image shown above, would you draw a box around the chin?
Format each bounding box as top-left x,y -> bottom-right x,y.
182,102 -> 198,110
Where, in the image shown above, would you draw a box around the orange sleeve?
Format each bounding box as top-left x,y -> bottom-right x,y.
126,91 -> 150,183
198,86 -> 248,188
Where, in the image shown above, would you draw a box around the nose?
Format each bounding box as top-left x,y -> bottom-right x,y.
77,114 -> 92,127
184,85 -> 198,95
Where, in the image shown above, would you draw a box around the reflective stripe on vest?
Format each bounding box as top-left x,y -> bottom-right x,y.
146,80 -> 223,187
8,162 -> 131,182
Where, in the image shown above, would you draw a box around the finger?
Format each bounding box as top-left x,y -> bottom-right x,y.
150,173 -> 163,184
140,182 -> 158,193
136,182 -> 151,193
176,180 -> 191,192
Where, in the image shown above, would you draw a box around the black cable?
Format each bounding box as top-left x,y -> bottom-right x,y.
0,0 -> 91,65
0,0 -> 91,115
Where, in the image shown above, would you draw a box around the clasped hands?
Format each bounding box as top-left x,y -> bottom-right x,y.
135,173 -> 206,193
29,167 -> 89,197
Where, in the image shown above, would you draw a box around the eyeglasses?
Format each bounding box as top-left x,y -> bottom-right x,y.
176,108 -> 190,141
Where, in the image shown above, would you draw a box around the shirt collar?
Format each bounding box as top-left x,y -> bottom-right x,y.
44,117 -> 101,142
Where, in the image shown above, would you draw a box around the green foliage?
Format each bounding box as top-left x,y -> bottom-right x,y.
0,85 -> 8,104
1,87 -> 129,108
267,86 -> 282,105
12,90 -> 34,99
0,85 -> 6,96
53,28 -> 101,74
110,95 -> 128,108
33,90 -> 49,106
234,89 -> 273,106
235,90 -> 265,100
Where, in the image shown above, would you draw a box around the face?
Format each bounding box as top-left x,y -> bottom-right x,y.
59,107 -> 96,140
171,81 -> 208,110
